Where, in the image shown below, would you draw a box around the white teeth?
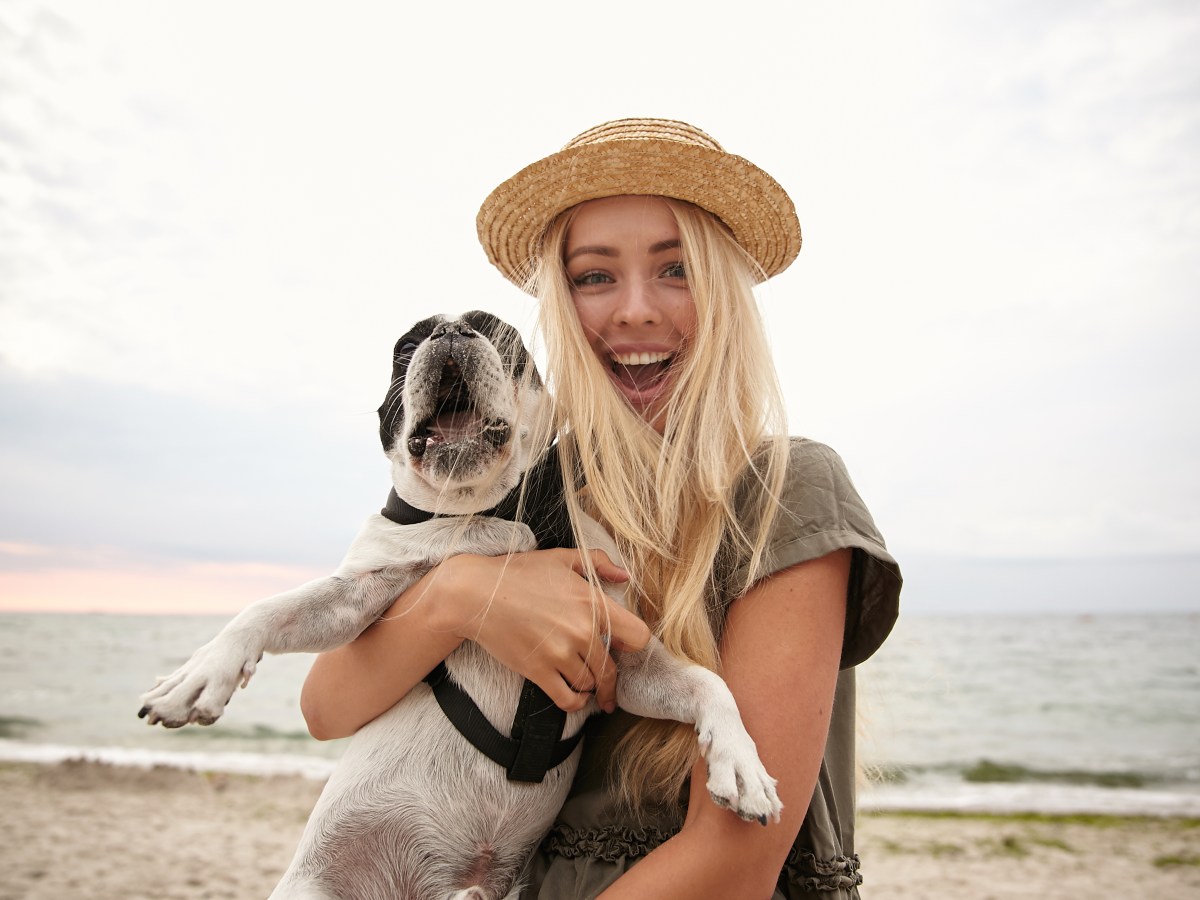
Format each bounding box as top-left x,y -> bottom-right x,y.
611,351 -> 672,366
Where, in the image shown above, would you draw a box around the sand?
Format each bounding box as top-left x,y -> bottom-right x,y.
0,760 -> 1196,899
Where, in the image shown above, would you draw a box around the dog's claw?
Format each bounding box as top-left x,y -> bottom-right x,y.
137,640 -> 258,730
699,711 -> 783,826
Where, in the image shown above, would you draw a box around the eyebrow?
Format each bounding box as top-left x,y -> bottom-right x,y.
564,245 -> 615,262
564,238 -> 682,263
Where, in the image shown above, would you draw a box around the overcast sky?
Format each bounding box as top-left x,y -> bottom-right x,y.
1,0 -> 1197,615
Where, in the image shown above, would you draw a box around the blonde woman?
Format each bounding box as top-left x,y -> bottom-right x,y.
301,119 -> 901,899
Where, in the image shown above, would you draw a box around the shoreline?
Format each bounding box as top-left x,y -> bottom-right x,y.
6,736 -> 1199,819
1,759 -> 1196,899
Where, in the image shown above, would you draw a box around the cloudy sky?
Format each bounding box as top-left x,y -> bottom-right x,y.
1,0 -> 1196,615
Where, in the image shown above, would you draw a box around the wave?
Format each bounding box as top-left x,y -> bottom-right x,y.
873,758 -> 1192,791
959,759 -> 1161,789
862,759 -> 1200,817
175,723 -> 315,743
0,739 -> 337,780
0,715 -> 41,738
862,779 -> 1200,817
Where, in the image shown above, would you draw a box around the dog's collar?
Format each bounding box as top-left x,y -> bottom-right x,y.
380,443 -> 575,552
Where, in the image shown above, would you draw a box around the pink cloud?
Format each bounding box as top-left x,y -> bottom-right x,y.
0,560 -> 329,614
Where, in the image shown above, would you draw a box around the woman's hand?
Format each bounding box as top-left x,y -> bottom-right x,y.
301,548 -> 649,740
440,549 -> 649,713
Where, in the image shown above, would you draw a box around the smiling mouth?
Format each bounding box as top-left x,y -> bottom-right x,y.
407,362 -> 510,457
609,351 -> 675,393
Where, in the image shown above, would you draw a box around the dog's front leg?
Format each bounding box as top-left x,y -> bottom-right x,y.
614,641 -> 784,825
139,566 -> 419,728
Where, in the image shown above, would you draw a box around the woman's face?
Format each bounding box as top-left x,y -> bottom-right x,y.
563,195 -> 697,431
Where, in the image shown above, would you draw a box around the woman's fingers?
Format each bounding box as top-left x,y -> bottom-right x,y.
541,672 -> 593,713
568,655 -> 598,693
604,598 -> 652,653
583,549 -> 631,585
572,549 -> 648,652
539,634 -> 611,713
586,649 -> 618,714
446,548 -> 652,713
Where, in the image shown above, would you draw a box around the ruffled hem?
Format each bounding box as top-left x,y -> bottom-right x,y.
541,824 -> 671,863
780,846 -> 862,893
542,825 -> 863,894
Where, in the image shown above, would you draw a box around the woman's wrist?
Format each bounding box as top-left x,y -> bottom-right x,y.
427,553 -> 499,641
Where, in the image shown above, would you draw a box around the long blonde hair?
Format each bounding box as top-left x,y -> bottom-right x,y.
531,198 -> 791,811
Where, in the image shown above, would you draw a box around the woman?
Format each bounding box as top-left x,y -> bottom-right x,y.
301,118 -> 901,899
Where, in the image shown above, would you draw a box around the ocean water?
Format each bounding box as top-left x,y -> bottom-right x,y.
1,611 -> 1197,815
857,612 -> 1200,815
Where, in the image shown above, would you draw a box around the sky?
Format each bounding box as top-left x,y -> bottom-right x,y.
1,0 -> 1197,615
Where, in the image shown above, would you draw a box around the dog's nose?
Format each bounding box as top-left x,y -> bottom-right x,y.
431,321 -> 477,340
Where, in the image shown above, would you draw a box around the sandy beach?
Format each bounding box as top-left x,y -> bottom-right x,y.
1,760 -> 1196,899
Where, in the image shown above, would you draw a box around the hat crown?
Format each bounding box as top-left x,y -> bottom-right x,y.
563,118 -> 725,153
478,117 -> 801,290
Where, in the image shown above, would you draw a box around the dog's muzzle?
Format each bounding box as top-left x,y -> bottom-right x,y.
406,343 -> 512,459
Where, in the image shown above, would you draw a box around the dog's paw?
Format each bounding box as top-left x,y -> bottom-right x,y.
137,640 -> 258,728
697,715 -> 784,826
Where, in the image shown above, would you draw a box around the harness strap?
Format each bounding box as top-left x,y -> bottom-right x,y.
386,444 -> 583,782
423,662 -> 583,783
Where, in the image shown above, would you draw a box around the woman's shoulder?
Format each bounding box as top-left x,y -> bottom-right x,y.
753,436 -> 867,522
782,436 -> 902,672
732,435 -> 889,559
782,436 -> 854,491
736,436 -> 902,667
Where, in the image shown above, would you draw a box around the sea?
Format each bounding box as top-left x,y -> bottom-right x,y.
1,611 -> 1197,817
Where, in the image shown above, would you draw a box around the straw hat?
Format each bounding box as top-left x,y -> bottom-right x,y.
476,118 -> 801,289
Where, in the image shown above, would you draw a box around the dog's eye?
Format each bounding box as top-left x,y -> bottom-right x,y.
398,341 -> 420,358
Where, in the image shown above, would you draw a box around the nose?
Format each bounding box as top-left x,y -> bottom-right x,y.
431,320 -> 477,340
612,279 -> 663,326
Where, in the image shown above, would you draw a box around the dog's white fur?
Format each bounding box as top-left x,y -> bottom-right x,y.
139,313 -> 781,900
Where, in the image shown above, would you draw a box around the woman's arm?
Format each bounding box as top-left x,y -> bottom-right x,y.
301,548 -> 650,740
598,549 -> 851,900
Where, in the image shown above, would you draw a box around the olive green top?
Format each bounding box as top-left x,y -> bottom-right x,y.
521,438 -> 903,898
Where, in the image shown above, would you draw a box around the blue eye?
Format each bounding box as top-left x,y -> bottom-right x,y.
573,271 -> 612,287
661,262 -> 686,279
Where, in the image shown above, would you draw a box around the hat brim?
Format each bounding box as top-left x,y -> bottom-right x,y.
477,139 -> 801,291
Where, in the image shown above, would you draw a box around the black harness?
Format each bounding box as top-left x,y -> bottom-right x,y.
380,445 -> 584,783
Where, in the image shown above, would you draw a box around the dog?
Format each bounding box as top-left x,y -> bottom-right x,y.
138,311 -> 782,899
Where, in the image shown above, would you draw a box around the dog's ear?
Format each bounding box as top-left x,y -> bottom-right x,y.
378,316 -> 444,451
462,310 -> 540,386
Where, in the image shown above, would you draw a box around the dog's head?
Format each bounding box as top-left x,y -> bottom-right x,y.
378,311 -> 546,514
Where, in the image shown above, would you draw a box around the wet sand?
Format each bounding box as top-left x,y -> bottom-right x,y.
0,760 -> 1196,899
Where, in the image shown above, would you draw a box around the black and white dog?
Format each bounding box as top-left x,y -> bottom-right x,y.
138,312 -> 781,900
